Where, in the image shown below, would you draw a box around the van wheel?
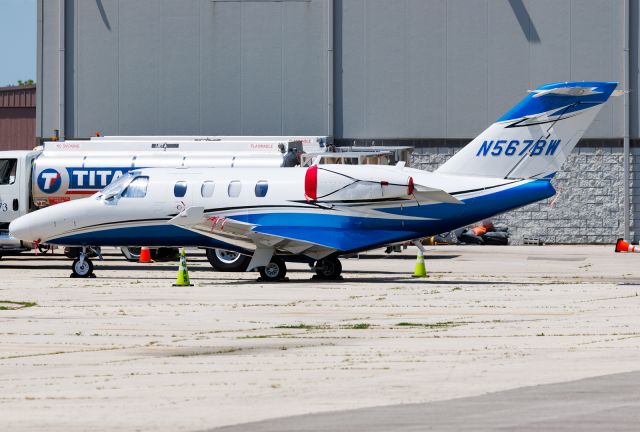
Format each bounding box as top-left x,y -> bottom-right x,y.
71,258 -> 94,278
258,258 -> 287,282
206,249 -> 251,272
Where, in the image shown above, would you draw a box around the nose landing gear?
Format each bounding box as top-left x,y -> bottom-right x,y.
70,246 -> 99,278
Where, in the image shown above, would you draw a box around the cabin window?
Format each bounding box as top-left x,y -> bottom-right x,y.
122,176 -> 149,198
174,181 -> 188,197
255,180 -> 268,197
201,181 -> 215,198
228,180 -> 241,197
0,159 -> 17,185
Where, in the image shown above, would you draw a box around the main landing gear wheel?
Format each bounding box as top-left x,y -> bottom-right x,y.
71,257 -> 94,278
314,257 -> 343,280
258,257 -> 287,282
206,248 -> 251,272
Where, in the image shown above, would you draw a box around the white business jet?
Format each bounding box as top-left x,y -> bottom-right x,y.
10,81 -> 618,279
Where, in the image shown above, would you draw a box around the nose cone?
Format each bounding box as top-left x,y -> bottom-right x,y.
10,199 -> 84,243
9,213 -> 36,242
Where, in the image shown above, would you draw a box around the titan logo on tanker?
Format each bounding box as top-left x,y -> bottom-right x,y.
37,167 -> 134,193
36,169 -> 62,193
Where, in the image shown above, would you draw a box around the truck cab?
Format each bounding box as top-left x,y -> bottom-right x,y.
0,151 -> 39,255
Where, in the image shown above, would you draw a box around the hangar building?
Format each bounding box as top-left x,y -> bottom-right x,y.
37,0 -> 639,243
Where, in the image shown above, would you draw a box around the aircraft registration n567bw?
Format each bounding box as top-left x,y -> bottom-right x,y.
10,81 -> 619,279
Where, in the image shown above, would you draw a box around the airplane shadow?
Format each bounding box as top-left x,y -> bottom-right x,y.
358,254 -> 460,260
202,277 -> 536,286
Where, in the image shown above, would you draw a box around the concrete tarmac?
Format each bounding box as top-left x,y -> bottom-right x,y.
213,370 -> 640,431
0,245 -> 639,431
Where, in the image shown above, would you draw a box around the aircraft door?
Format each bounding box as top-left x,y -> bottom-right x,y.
0,157 -> 24,224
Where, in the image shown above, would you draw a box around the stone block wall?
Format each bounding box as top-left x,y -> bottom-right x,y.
411,146 -> 633,244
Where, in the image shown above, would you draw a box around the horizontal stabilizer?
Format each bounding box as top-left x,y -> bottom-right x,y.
413,185 -> 463,204
529,86 -> 602,98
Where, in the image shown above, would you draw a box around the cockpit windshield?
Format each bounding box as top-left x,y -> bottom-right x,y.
97,171 -> 137,199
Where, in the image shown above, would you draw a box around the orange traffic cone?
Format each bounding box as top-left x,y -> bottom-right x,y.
615,238 -> 640,253
138,247 -> 153,263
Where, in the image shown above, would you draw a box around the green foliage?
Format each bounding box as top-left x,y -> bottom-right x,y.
15,79 -> 35,87
0,300 -> 37,310
350,323 -> 370,329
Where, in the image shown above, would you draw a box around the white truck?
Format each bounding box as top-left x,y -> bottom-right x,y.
0,136 -> 328,269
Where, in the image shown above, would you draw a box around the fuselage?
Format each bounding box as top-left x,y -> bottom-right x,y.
9,164 -> 555,256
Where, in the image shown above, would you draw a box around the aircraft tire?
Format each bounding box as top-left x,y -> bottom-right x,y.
206,248 -> 251,272
71,258 -> 94,278
258,257 -> 287,282
315,257 -> 342,280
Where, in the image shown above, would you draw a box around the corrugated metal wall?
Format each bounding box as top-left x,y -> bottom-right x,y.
38,0 -> 631,140
335,0 -> 624,139
0,86 -> 36,150
39,0 -> 330,139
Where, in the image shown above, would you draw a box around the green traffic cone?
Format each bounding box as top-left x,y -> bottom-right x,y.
412,252 -> 427,278
173,248 -> 193,286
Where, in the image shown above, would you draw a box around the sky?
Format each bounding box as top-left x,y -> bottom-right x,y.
0,0 -> 36,86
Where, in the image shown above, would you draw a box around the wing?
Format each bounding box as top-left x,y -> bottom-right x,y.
169,207 -> 420,261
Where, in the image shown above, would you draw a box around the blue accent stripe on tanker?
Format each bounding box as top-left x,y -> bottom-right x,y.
497,82 -> 617,122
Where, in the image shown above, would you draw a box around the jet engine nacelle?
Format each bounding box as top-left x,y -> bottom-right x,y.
304,165 -> 414,202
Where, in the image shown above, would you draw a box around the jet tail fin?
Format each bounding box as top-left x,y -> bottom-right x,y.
436,81 -> 618,179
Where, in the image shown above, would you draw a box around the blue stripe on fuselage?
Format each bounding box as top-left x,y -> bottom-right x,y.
231,179 -> 555,246
48,179 -> 555,252
48,224 -> 250,253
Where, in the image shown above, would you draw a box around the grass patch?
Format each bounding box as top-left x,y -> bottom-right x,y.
349,323 -> 370,330
274,324 -> 329,330
274,323 -> 371,330
172,347 -> 242,357
0,301 -> 37,311
396,321 -> 460,329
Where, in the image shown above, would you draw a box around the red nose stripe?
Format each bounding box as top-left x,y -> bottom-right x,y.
304,165 -> 318,201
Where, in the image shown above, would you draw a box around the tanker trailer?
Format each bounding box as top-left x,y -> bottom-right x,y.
0,137 -> 307,271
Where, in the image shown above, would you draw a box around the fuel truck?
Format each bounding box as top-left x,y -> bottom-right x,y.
0,136 -> 328,270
